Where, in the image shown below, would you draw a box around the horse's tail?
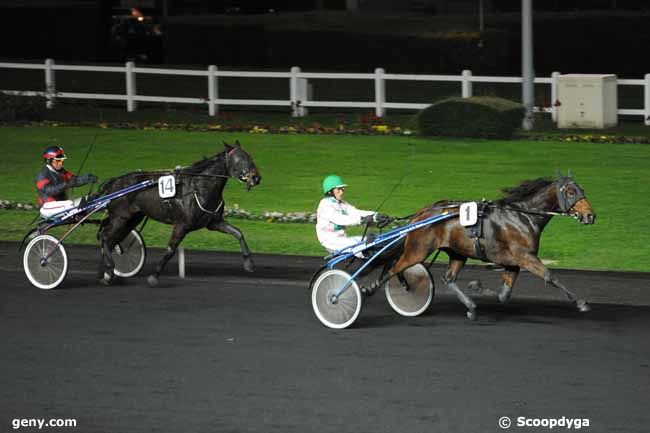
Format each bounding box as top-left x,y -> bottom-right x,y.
97,176 -> 121,195
378,236 -> 406,268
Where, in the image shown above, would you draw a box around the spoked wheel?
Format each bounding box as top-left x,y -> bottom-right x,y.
23,234 -> 68,290
112,229 -> 146,278
311,269 -> 362,329
384,263 -> 434,317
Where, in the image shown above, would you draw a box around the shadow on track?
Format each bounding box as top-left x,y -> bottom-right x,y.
358,296 -> 650,329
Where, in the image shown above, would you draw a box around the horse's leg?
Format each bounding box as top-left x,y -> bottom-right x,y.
362,238 -> 431,296
98,216 -> 131,285
465,266 -> 519,301
147,224 -> 188,287
207,219 -> 254,273
98,223 -> 116,284
441,256 -> 478,320
520,254 -> 590,312
495,267 -> 520,303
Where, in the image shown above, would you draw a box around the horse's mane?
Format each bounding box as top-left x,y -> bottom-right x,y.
99,151 -> 226,193
182,151 -> 225,173
495,177 -> 554,205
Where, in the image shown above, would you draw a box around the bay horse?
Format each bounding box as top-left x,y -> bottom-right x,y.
366,172 -> 596,320
97,141 -> 261,287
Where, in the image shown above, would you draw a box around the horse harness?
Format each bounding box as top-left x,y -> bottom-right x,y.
466,200 -> 490,261
155,167 -> 228,217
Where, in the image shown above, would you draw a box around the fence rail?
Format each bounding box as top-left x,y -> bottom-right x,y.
1,59 -> 649,124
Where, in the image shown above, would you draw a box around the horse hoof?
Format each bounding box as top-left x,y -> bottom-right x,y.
498,289 -> 512,304
99,272 -> 113,286
243,257 -> 255,273
467,280 -> 483,295
577,300 -> 591,312
147,275 -> 159,287
467,310 -> 477,321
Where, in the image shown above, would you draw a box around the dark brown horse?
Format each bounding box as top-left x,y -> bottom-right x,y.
97,141 -> 261,287
367,173 -> 596,319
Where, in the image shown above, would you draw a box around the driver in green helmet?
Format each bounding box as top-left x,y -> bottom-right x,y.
316,174 -> 390,254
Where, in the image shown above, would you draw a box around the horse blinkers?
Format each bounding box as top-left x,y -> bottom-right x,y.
556,176 -> 596,224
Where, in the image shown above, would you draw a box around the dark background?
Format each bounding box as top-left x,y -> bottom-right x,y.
1,1 -> 649,77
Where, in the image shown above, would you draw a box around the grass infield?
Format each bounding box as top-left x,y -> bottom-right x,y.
1,126 -> 649,272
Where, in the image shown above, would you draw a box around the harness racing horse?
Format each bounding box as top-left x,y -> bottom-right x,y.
366,172 -> 596,320
97,141 -> 261,286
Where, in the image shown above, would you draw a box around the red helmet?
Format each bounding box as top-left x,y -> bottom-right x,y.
43,145 -> 67,161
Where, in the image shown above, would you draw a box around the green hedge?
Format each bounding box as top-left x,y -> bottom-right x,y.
417,96 -> 524,139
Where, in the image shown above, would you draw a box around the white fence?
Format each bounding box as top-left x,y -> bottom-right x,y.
1,58 -> 650,124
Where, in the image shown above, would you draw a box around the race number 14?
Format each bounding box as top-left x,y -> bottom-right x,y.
158,175 -> 176,198
459,202 -> 478,226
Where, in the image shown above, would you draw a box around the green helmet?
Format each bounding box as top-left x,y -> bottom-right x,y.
322,174 -> 347,194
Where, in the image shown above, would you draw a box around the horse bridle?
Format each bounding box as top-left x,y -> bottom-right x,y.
556,176 -> 586,214
224,146 -> 256,184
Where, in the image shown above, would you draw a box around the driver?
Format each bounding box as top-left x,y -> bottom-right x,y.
316,174 -> 390,254
36,145 -> 97,217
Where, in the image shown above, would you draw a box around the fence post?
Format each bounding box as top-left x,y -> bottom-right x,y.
208,65 -> 218,117
297,78 -> 309,117
551,71 -> 560,123
290,66 -> 301,117
645,74 -> 650,126
461,69 -> 472,98
374,67 -> 386,117
126,61 -> 137,112
178,246 -> 185,278
44,58 -> 55,109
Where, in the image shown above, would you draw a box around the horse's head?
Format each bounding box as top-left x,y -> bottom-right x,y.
556,171 -> 596,225
224,141 -> 261,191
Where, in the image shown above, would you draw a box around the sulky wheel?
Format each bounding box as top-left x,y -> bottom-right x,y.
23,234 -> 68,290
384,263 -> 434,317
112,229 -> 146,278
311,269 -> 362,329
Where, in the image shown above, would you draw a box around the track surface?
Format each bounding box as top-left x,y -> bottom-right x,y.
1,242 -> 649,433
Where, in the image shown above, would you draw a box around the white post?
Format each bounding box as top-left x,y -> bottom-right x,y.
551,71 -> 560,123
461,70 -> 473,98
126,61 -> 137,112
44,58 -> 55,109
290,66 -> 300,117
298,78 -> 309,117
208,65 -> 218,117
374,67 -> 386,117
645,73 -> 650,126
178,246 -> 185,278
521,0 -> 535,130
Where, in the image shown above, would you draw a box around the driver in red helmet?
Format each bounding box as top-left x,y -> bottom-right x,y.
36,145 -> 97,217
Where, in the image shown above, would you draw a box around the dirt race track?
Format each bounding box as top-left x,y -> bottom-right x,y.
1,241 -> 649,433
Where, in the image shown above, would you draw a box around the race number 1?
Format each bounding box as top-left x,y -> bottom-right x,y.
158,175 -> 176,198
459,202 -> 478,226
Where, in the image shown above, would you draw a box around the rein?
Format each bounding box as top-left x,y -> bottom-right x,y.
491,204 -> 567,217
392,202 -> 570,225
180,171 -> 229,179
